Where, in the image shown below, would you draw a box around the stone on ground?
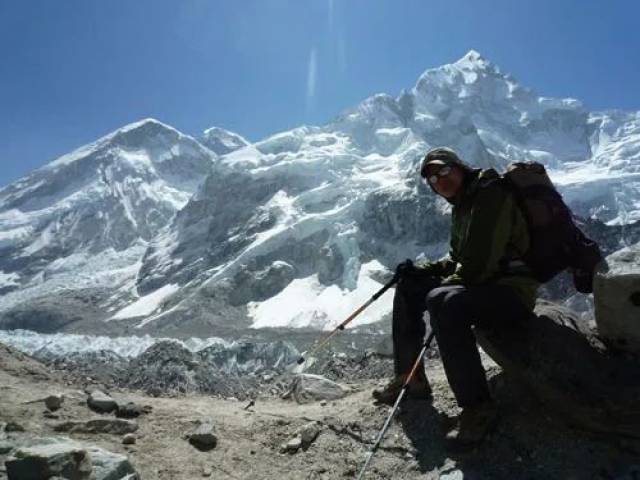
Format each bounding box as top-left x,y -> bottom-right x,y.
87,390 -> 118,414
290,374 -> 349,404
44,394 -> 64,412
188,421 -> 218,451
5,440 -> 92,480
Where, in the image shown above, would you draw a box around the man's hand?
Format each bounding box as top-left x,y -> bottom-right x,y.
395,259 -> 436,279
395,259 -> 416,278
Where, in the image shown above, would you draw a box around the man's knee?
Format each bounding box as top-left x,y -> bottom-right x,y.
426,286 -> 469,330
426,285 -> 460,312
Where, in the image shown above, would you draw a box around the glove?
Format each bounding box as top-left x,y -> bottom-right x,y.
395,259 -> 416,278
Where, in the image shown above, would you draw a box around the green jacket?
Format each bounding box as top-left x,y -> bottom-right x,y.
417,168 -> 539,311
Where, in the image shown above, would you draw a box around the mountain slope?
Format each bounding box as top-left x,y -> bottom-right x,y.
0,119 -> 217,328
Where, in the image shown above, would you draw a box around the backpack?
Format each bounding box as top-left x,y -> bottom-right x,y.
501,161 -> 604,293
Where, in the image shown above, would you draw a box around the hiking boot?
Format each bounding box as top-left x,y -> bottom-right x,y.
372,373 -> 432,405
445,400 -> 499,452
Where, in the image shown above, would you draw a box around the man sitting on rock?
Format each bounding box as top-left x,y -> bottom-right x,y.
372,147 -> 539,451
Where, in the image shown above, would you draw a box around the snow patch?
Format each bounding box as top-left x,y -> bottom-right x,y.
110,283 -> 180,321
248,260 -> 392,330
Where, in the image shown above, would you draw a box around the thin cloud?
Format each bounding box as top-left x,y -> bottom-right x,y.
306,48 -> 318,113
338,34 -> 347,73
328,0 -> 334,34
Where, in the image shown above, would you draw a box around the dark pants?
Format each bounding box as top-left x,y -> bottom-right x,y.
393,276 -> 530,408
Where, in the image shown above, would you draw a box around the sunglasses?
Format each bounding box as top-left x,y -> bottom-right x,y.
425,165 -> 452,185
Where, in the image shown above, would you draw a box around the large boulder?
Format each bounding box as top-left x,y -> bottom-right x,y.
594,244 -> 640,353
475,300 -> 640,440
5,440 -> 92,480
4,437 -> 138,480
86,444 -> 138,480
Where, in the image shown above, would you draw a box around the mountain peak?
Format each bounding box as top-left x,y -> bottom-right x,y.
44,118 -> 193,171
116,118 -> 179,137
201,126 -> 250,155
453,49 -> 493,70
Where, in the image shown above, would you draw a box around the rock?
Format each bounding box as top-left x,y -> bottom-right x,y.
5,441 -> 92,480
280,436 -> 303,454
116,402 -> 143,419
188,421 -> 218,451
53,418 -> 138,435
228,261 -> 295,305
122,434 -> 136,445
43,411 -> 60,420
475,299 -> 640,439
202,466 -> 212,477
44,394 -> 64,412
296,422 -> 321,449
4,422 -> 24,432
594,246 -> 640,354
4,436 -> 139,480
290,374 -> 349,404
85,444 -> 138,480
87,390 -> 118,414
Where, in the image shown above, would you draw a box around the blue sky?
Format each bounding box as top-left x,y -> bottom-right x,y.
1,0 -> 639,188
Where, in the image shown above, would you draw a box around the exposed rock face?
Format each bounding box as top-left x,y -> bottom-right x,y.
594,244 -> 640,353
200,127 -> 250,155
228,261 -> 295,306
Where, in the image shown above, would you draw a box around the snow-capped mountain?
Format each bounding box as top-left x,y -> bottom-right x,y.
0,119 -> 216,329
1,50 -> 639,335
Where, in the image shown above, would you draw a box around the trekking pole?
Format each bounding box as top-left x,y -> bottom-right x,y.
356,330 -> 436,480
295,275 -> 399,367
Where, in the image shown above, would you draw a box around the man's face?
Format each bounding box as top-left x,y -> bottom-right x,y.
425,164 -> 465,199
